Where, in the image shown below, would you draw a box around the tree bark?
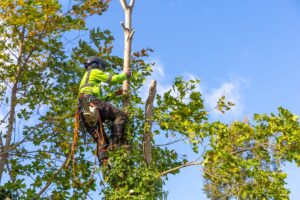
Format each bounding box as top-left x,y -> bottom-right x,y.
144,80 -> 157,166
120,0 -> 135,109
0,37 -> 24,182
0,78 -> 18,182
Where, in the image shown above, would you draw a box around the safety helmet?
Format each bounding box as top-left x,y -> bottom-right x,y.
85,56 -> 106,70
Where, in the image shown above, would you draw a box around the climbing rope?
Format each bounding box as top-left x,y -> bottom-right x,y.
66,103 -> 109,187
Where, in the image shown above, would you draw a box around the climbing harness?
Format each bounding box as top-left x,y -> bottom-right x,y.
66,96 -> 111,187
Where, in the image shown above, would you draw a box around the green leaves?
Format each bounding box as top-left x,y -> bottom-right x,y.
103,149 -> 166,200
216,95 -> 235,114
0,0 -> 112,199
1,1 -> 299,199
202,108 -> 300,199
155,77 -> 207,151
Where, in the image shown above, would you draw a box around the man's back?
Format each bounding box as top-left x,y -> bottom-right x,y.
79,68 -> 127,100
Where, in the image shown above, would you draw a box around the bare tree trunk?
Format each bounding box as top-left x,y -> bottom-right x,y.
144,80 -> 157,166
120,0 -> 135,109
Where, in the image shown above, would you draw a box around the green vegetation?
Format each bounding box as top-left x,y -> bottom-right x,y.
0,1 -> 299,199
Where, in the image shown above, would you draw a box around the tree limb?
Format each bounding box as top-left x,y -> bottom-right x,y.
129,29 -> 135,40
120,22 -> 127,31
161,160 -> 203,176
129,0 -> 135,9
0,131 -> 35,158
155,137 -> 188,147
120,0 -> 128,10
0,111 -> 10,124
34,154 -> 71,199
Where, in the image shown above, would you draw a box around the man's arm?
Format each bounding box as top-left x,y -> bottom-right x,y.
93,68 -> 131,84
107,70 -> 131,84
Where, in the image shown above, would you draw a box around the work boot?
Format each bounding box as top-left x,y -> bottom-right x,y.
98,151 -> 108,166
108,134 -> 126,150
97,143 -> 109,165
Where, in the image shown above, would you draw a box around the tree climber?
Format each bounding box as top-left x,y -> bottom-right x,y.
78,56 -> 131,165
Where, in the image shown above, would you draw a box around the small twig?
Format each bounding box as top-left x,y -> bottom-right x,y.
0,111 -> 11,124
230,142 -> 269,155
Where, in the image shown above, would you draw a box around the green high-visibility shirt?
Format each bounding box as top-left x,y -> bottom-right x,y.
79,68 -> 127,100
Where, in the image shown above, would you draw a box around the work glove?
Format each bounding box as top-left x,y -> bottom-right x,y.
125,69 -> 132,78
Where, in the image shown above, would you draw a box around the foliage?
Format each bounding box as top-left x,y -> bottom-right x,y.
0,1 -> 299,200
0,0 -> 110,199
101,149 -> 166,200
202,108 -> 300,199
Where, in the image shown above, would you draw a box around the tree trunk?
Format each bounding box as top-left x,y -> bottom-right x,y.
0,38 -> 24,182
120,0 -> 135,109
0,81 -> 18,182
144,80 -> 157,166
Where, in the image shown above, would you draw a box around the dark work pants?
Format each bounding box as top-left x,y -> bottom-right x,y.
79,94 -> 128,146
92,98 -> 128,145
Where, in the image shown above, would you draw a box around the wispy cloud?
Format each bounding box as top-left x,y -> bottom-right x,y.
182,73 -> 248,120
204,78 -> 249,120
140,58 -> 172,101
140,58 -> 248,121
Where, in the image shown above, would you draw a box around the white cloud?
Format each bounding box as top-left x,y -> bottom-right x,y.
204,78 -> 249,120
153,61 -> 165,79
140,58 -> 172,101
180,72 -> 248,120
139,58 -> 248,121
183,72 -> 203,92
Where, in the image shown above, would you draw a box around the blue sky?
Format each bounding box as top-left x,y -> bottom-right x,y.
79,0 -> 300,199
1,0 -> 299,199
65,0 -> 300,199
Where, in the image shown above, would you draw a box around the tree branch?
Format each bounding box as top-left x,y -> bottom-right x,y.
0,132 -> 3,154
120,21 -> 127,31
0,41 -> 19,61
161,160 -> 203,176
34,154 -> 71,199
129,0 -> 135,9
120,0 -> 128,10
155,137 -> 188,147
129,29 -> 135,40
0,132 -> 34,157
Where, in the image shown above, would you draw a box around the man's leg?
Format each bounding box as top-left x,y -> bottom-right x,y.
98,103 -> 128,148
86,126 -> 108,165
91,98 -> 128,148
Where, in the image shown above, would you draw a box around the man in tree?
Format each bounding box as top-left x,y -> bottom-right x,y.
78,56 -> 131,164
